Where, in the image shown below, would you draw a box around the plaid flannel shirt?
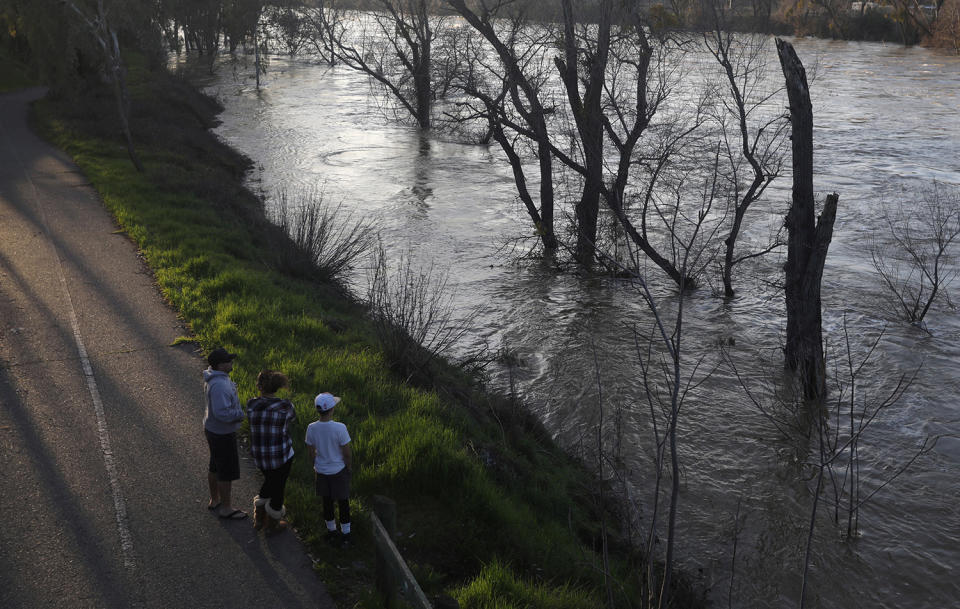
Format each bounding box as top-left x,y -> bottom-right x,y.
247,397 -> 296,471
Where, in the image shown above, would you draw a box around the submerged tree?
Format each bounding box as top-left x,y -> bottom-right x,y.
553,0 -> 609,264
450,0 -> 708,282
546,0 -> 709,275
594,151 -> 721,608
925,0 -> 960,53
446,0 -> 561,251
326,0 -> 442,129
776,37 -> 838,401
726,318 -> 937,608
871,181 -> 960,325
702,2 -> 787,297
299,0 -> 345,64
172,0 -> 223,55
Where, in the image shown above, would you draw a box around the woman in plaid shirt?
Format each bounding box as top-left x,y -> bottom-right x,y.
247,370 -> 296,532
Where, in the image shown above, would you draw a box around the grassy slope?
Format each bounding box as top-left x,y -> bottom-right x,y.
27,59 -> 643,608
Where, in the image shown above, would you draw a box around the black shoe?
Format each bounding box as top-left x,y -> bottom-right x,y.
340,533 -> 351,548
324,530 -> 339,544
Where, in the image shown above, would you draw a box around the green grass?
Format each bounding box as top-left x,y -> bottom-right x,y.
455,561 -> 597,609
29,56 -> 660,608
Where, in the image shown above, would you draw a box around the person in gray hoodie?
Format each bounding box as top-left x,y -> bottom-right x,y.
203,347 -> 247,519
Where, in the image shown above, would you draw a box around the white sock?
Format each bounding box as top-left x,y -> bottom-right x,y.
341,522 -> 351,535
326,520 -> 337,532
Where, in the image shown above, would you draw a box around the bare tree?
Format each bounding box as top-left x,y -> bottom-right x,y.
594,149 -> 723,608
450,0 -> 711,285
553,0 -> 609,264
328,0 -> 442,129
367,245 -> 477,383
599,5 -> 717,287
446,0 -> 561,252
62,0 -> 144,172
633,183 -> 719,609
299,0 -> 345,64
544,1 -> 716,285
871,181 -> 960,326
819,321 -> 927,541
702,3 -> 788,297
550,0 -> 704,275
925,0 -> 960,52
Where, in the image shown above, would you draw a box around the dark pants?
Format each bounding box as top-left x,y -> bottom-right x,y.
205,430 -> 239,481
323,497 -> 351,525
315,468 -> 351,524
258,458 -> 293,512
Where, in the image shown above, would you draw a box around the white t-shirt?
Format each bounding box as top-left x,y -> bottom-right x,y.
304,420 -> 351,475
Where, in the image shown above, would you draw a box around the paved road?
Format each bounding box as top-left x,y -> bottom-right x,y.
0,88 -> 336,609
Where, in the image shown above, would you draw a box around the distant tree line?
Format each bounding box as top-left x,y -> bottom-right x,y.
1,0 -> 954,95
330,0 -> 960,46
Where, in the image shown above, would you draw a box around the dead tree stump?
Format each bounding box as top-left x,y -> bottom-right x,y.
776,38 -> 838,402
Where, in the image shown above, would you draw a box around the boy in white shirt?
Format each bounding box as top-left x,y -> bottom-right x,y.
305,392 -> 352,546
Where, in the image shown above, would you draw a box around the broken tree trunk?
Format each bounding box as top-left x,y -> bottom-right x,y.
776,38 -> 838,402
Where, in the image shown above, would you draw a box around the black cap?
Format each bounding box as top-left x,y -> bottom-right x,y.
207,347 -> 237,367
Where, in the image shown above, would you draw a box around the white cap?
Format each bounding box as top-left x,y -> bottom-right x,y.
314,392 -> 341,412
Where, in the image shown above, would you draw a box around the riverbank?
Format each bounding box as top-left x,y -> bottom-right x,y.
26,57 -> 700,608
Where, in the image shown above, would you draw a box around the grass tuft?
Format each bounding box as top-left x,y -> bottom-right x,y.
454,561 -> 598,609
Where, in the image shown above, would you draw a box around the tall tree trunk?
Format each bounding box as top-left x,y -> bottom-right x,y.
448,0 -> 557,251
537,139 -> 558,251
412,0 -> 432,129
777,38 -> 837,401
254,26 -> 261,90
415,45 -> 431,129
556,0 -> 610,265
575,178 -> 601,264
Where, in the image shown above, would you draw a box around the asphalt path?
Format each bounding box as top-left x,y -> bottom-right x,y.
0,88 -> 336,609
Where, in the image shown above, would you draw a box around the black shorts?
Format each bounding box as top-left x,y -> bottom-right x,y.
205,429 -> 240,482
315,467 -> 351,500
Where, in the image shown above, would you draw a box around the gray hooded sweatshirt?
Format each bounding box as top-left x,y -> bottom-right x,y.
203,368 -> 244,434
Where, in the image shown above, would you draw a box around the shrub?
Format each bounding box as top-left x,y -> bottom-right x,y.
366,245 -> 476,384
871,181 -> 960,325
267,185 -> 376,287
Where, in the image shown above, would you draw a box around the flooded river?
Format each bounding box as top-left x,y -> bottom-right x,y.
179,36 -> 959,608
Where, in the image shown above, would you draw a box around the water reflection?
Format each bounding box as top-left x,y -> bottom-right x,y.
402,135 -> 434,213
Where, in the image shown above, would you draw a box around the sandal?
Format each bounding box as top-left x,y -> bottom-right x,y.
219,509 -> 248,520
